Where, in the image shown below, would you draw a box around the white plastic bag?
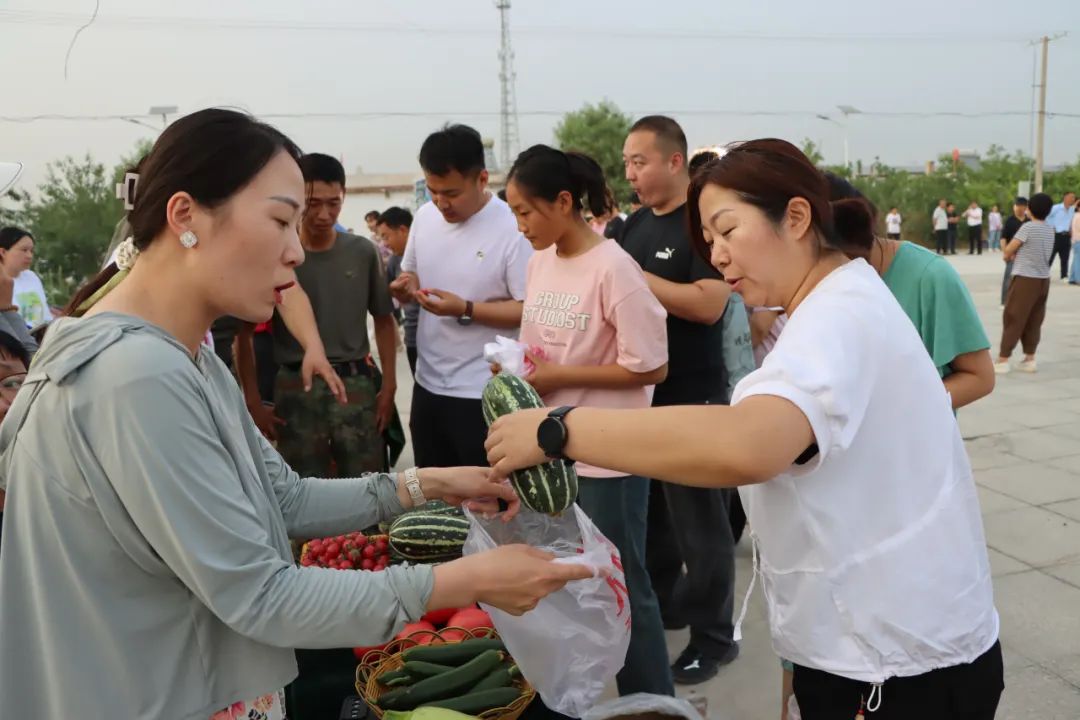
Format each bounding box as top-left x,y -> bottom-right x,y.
463,505 -> 631,718
482,335 -> 532,377
583,693 -> 705,720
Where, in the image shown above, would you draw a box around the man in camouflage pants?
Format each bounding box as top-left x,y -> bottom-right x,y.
270,153 -> 397,478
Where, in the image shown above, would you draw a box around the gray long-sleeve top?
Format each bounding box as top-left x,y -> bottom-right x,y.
0,313 -> 434,719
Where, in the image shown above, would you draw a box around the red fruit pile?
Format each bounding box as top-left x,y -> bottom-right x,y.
353,606 -> 494,661
300,532 -> 392,571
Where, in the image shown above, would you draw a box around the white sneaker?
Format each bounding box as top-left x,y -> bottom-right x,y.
1062,277 -> 1070,284
994,362 -> 1011,375
1019,359 -> 1037,373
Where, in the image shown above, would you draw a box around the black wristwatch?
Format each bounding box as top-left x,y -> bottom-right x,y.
456,300 -> 474,326
537,406 -> 575,461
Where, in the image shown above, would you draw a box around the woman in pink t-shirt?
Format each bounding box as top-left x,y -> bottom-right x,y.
504,144 -> 674,697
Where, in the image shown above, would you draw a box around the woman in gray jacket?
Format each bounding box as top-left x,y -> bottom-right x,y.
0,109 -> 589,720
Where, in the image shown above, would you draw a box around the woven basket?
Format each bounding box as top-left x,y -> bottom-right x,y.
356,627 -> 536,720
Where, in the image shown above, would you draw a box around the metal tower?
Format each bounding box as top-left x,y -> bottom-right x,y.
495,0 -> 520,170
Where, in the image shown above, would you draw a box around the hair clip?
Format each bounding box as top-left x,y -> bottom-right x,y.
115,172 -> 139,211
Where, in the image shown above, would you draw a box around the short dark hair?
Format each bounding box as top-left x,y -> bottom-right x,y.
419,124 -> 485,177
1014,196 -> 1028,206
0,226 -> 33,251
365,210 -> 380,222
0,329 -> 30,368
377,206 -> 413,230
299,153 -> 346,187
688,150 -> 719,177
1028,192 -> 1053,220
688,139 -> 871,263
629,115 -> 688,160
497,189 -> 507,202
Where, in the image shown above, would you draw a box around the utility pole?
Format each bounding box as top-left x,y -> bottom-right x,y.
1033,33 -> 1067,193
495,0 -> 520,170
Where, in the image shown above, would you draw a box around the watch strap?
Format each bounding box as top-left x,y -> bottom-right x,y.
403,467 -> 426,507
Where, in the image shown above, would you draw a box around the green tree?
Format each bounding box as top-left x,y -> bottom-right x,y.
554,100 -> 634,205
19,154 -> 123,303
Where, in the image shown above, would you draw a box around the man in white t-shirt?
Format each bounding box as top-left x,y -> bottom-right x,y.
885,207 -> 902,239
390,124 -> 531,467
932,199 -> 949,255
963,200 -> 984,255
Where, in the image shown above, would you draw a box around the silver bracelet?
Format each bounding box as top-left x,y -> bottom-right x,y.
403,467 -> 426,507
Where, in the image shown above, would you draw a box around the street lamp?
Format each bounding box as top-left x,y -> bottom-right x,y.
148,105 -> 179,129
836,105 -> 861,172
816,113 -> 847,170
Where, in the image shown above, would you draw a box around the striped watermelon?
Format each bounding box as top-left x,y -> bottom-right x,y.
482,374 -> 578,514
389,512 -> 470,563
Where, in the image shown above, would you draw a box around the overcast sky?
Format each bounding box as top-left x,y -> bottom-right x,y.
2,0 -> 1078,189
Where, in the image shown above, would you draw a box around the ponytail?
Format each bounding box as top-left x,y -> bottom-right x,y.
564,152 -> 608,218
508,144 -> 613,218
822,172 -> 877,258
63,263 -> 123,318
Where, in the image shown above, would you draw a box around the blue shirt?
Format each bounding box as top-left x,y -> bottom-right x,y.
1046,203 -> 1076,234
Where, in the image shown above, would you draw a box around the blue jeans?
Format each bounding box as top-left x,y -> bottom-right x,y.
578,475 -> 675,697
1070,242 -> 1080,284
988,229 -> 1002,251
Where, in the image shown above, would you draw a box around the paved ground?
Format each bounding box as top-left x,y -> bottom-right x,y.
381,251 -> 1080,719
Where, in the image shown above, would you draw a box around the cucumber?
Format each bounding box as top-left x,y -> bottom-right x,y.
481,374 -> 578,514
402,637 -> 506,665
469,664 -> 514,692
403,661 -> 455,679
386,676 -> 413,688
419,687 -> 523,714
376,687 -> 410,709
381,650 -> 504,710
377,668 -> 412,686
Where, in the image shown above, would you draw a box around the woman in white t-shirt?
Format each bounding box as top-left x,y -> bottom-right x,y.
884,206 -> 902,239
0,227 -> 52,328
486,138 -> 1003,720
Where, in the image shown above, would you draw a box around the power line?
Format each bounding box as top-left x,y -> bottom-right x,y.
2,109 -> 1079,124
0,9 -> 1043,44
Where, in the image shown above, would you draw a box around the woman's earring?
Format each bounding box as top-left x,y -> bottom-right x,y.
179,231 -> 199,249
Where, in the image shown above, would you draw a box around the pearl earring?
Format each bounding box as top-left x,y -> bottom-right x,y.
179,231 -> 198,249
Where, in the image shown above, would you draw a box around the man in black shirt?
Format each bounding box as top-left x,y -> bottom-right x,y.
1000,197 -> 1028,306
619,116 -> 739,684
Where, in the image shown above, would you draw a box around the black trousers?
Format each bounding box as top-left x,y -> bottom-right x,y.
1050,232 -> 1072,279
947,227 -> 958,254
968,225 -> 982,254
935,229 -> 948,254
406,345 -> 417,377
253,330 -> 278,403
410,382 -> 488,467
646,479 -> 737,659
793,641 -> 1003,720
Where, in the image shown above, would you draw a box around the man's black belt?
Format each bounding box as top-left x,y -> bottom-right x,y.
283,359 -> 371,378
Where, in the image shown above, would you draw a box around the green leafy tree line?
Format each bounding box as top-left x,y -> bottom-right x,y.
0,139 -> 152,304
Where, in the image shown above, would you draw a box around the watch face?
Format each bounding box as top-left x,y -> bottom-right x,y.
537,416 -> 567,457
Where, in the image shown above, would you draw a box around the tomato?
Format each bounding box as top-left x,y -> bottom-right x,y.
339,560 -> 355,570
421,608 -> 457,627
375,539 -> 389,552
440,628 -> 468,642
300,556 -> 313,567
446,608 -> 493,632
308,540 -> 324,554
362,545 -> 377,559
342,541 -> 355,553
354,533 -> 368,545
361,558 -> 376,571
394,621 -> 436,644
327,561 -> 340,570
325,542 -> 341,556
352,643 -> 387,661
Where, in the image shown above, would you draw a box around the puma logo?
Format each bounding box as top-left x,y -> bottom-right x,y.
655,247 -> 675,260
